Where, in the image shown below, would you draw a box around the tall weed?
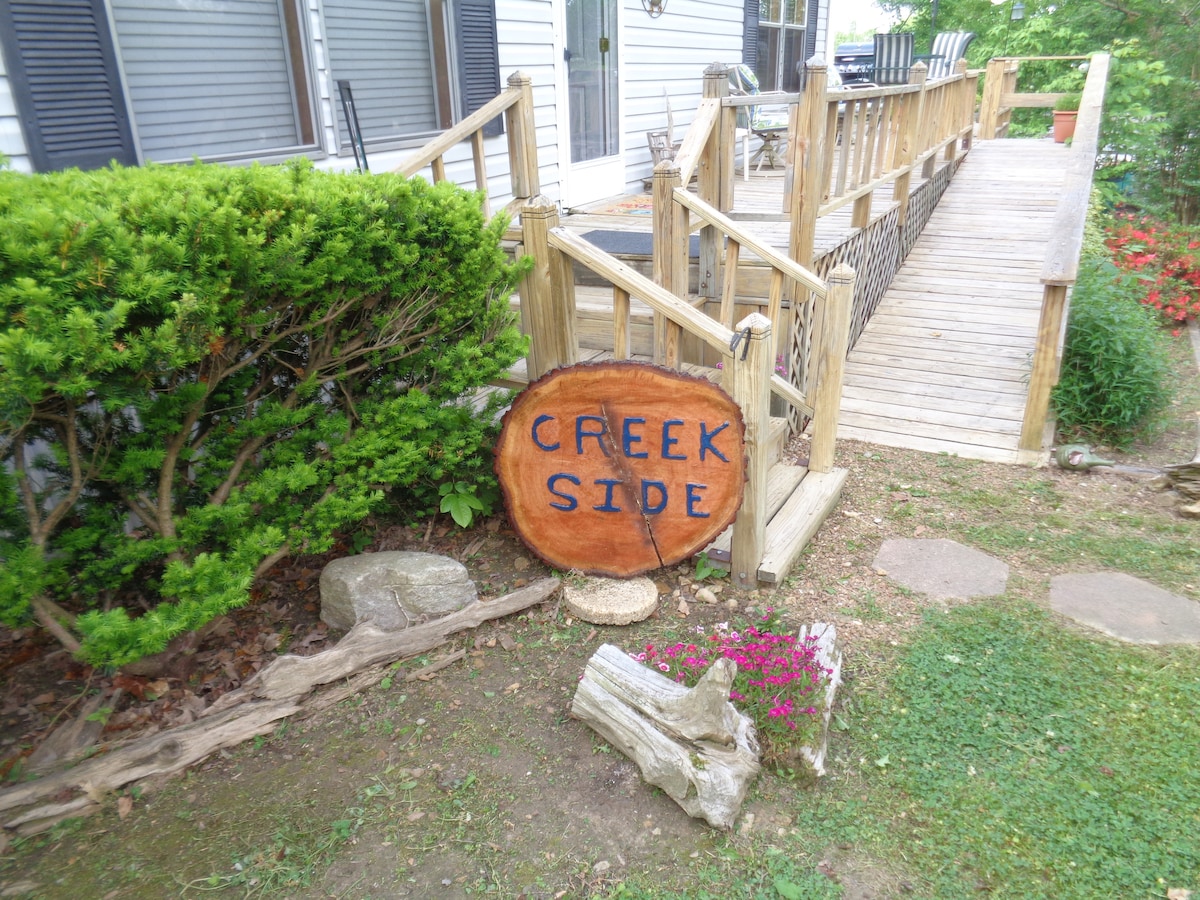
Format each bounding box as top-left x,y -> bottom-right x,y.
1052,257 -> 1171,448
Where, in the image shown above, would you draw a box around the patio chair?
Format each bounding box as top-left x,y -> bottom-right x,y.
728,64 -> 791,174
871,32 -> 915,85
926,32 -> 976,79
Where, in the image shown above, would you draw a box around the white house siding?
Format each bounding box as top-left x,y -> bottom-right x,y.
0,50 -> 32,173
623,0 -> 744,194
308,0 -> 562,215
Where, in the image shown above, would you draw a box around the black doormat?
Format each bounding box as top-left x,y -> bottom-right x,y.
581,229 -> 701,258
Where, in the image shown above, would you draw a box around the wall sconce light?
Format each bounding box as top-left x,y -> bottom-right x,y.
642,0 -> 666,18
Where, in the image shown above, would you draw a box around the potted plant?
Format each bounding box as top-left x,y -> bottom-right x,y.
1053,93 -> 1082,143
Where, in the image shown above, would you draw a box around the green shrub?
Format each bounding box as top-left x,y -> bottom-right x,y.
0,160 -> 528,666
1052,254 -> 1171,449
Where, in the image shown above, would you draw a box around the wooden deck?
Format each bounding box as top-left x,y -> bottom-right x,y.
836,140 -> 1071,464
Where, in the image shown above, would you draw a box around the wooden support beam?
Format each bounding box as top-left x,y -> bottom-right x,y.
809,265 -> 854,473
730,313 -> 772,588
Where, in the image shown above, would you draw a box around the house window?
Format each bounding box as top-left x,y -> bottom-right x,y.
108,0 -> 318,162
322,0 -> 501,149
755,0 -> 807,93
0,0 -> 319,171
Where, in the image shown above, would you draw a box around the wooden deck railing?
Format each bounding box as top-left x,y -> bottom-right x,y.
1018,53 -> 1111,453
977,55 -> 1092,140
392,71 -> 540,219
516,188 -> 854,586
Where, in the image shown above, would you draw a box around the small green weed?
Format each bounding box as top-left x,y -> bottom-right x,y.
694,551 -> 728,582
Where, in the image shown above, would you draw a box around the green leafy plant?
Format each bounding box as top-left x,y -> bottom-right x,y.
1052,253 -> 1171,448
1053,92 -> 1081,112
0,160 -> 529,666
693,551 -> 728,582
438,480 -> 486,528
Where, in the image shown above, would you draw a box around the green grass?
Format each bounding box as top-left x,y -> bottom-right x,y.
803,600 -> 1200,898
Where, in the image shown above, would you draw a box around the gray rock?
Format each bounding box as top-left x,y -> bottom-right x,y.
320,551 -> 477,631
873,538 -> 1008,601
1050,572 -> 1200,644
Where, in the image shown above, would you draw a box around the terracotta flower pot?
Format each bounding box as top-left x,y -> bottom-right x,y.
1053,110 -> 1078,143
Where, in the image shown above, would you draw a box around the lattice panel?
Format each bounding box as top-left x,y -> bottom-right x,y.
899,158 -> 959,259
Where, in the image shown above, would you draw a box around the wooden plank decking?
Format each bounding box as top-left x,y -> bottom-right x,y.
837,140 -> 1071,464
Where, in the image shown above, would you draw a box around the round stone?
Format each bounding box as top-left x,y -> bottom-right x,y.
563,576 -> 659,625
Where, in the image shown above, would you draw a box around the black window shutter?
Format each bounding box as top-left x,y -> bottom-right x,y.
0,0 -> 137,171
742,0 -> 759,69
456,0 -> 503,137
804,0 -> 820,63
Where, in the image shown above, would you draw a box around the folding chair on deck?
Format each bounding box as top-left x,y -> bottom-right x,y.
728,64 -> 790,175
872,33 -> 915,85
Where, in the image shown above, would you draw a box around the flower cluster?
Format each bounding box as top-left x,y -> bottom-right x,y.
1106,216 -> 1200,336
629,610 -> 831,765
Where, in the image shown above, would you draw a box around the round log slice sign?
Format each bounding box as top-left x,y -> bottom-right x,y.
494,362 -> 746,576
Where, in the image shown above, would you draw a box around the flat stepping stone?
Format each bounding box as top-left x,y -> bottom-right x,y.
873,538 -> 1008,601
563,576 -> 659,625
1050,572 -> 1200,644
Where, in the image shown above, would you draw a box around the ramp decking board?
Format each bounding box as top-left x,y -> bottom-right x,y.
837,140 -> 1068,463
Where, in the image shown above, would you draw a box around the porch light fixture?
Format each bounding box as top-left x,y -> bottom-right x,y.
642,0 -> 666,18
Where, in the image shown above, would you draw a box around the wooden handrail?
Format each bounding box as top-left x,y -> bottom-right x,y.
672,98 -> 721,186
1019,52 -> 1111,455
673,189 -> 827,296
548,228 -> 735,357
1042,53 -> 1110,286
392,87 -> 522,178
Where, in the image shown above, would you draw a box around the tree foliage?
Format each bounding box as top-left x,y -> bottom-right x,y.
0,161 -> 528,666
878,0 -> 1199,223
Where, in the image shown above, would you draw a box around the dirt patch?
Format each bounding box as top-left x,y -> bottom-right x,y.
3,337 -> 1199,898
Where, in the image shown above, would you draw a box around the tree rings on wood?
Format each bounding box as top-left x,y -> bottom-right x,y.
494,362 -> 746,576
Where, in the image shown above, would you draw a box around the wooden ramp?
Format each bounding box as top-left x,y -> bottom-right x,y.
837,140 -> 1071,464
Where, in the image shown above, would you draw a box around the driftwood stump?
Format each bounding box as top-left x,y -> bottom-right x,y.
0,578 -> 560,839
571,643 -> 759,829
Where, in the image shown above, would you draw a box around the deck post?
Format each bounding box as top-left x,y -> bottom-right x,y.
505,72 -> 540,200
809,265 -> 854,473
945,59 -> 970,163
893,62 -> 927,226
788,57 -> 829,272
699,64 -> 729,304
652,161 -> 688,367
519,196 -> 577,379
730,312 -> 773,588
1019,283 -> 1068,453
978,59 -> 1008,140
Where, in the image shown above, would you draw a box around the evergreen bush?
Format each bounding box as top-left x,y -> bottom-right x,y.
0,160 -> 528,666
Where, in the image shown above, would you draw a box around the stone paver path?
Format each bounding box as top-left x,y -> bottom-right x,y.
872,538 -> 1200,645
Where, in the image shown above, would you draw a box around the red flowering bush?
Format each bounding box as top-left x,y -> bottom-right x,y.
630,610 -> 832,769
1106,216 -> 1200,335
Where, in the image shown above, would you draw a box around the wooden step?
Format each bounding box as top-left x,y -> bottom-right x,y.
756,467 -> 848,583
703,463 -> 847,585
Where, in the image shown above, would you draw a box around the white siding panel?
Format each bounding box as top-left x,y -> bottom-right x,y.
0,50 -> 33,172
622,0 -> 743,190
312,0 -> 562,209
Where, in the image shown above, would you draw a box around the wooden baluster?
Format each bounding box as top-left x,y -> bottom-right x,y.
471,130 -> 490,219
432,156 -> 447,183
613,286 -> 631,360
